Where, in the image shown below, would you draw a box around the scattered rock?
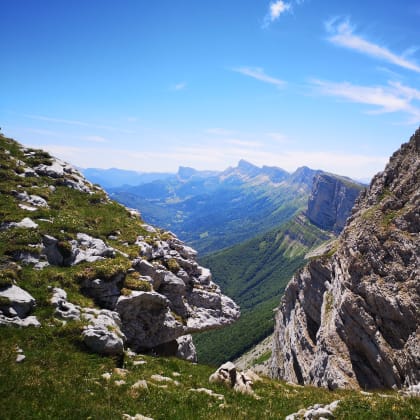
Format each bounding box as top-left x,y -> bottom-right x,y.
285,400 -> 340,420
15,346 -> 26,363
13,217 -> 38,229
150,374 -> 179,386
399,383 -> 420,397
0,284 -> 36,318
131,380 -> 148,390
189,388 -> 225,401
209,362 -> 255,396
122,414 -> 153,420
114,380 -> 126,386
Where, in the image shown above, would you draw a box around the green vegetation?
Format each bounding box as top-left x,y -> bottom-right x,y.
166,258 -> 181,274
110,171 -> 311,255
195,215 -> 332,365
1,325 -> 418,419
124,272 -> 152,292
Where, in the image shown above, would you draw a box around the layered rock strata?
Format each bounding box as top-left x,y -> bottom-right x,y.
270,129 -> 420,389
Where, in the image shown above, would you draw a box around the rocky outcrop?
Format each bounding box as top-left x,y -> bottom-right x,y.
307,173 -> 363,233
209,362 -> 256,396
0,136 -> 240,361
50,287 -> 126,355
0,284 -> 40,327
270,129 -> 420,389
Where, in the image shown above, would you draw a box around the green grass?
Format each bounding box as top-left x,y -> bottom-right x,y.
0,324 -> 418,420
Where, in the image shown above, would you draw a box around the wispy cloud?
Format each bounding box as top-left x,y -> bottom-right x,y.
24,114 -> 134,133
326,18 -> 420,73
171,82 -> 187,91
263,1 -> 292,27
266,132 -> 289,143
312,79 -> 420,123
232,67 -> 286,88
82,135 -> 109,143
206,128 -> 236,136
227,139 -> 262,148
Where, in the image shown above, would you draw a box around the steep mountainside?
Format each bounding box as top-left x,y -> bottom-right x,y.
195,215 -> 331,365
0,134 -> 239,361
107,161 -> 321,254
270,129 -> 420,390
307,173 -> 364,233
195,169 -> 363,366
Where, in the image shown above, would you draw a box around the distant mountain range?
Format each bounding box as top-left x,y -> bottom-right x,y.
83,162 -> 365,365
85,161 -> 356,255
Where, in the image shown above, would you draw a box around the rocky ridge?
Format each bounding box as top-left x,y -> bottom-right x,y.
270,129 -> 420,389
0,135 -> 239,360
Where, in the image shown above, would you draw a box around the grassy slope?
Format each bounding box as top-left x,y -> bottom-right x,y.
0,134 -> 418,418
194,215 -> 332,365
1,326 -> 419,420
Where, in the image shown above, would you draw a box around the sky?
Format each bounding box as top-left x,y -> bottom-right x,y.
1,0 -> 420,180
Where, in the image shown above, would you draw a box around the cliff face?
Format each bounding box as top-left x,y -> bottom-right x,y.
0,135 -> 239,360
307,174 -> 363,233
270,129 -> 420,389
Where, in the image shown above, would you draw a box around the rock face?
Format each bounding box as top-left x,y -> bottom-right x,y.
307,173 -> 363,233
270,129 -> 420,389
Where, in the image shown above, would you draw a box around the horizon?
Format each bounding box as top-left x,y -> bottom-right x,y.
1,0 -> 420,180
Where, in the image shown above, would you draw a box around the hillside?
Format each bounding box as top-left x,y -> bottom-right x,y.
194,214 -> 333,365
0,134 -> 239,361
106,162 -> 321,255
0,134 -> 418,419
271,128 -> 420,390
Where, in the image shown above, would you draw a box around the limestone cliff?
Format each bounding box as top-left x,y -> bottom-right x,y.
307,173 -> 364,233
270,129 -> 420,389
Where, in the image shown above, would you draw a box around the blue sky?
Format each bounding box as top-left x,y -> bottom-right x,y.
1,0 -> 419,180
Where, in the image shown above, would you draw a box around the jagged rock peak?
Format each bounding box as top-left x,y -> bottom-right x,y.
270,128 -> 420,390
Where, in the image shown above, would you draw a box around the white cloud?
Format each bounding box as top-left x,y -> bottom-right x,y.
312,79 -> 420,123
233,67 -> 286,88
326,18 -> 420,73
270,1 -> 291,21
171,82 -> 187,91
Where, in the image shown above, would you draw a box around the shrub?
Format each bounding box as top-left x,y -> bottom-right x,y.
124,273 -> 152,292
166,258 -> 180,274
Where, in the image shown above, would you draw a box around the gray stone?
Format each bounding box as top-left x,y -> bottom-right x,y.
176,334 -> 197,362
116,291 -> 184,351
0,285 -> 36,318
209,362 -> 255,396
271,129 -> 420,390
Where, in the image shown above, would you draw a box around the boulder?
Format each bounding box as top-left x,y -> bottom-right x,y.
116,291 -> 184,351
209,362 -> 255,395
176,334 -> 197,362
82,310 -> 125,355
0,284 -> 36,318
